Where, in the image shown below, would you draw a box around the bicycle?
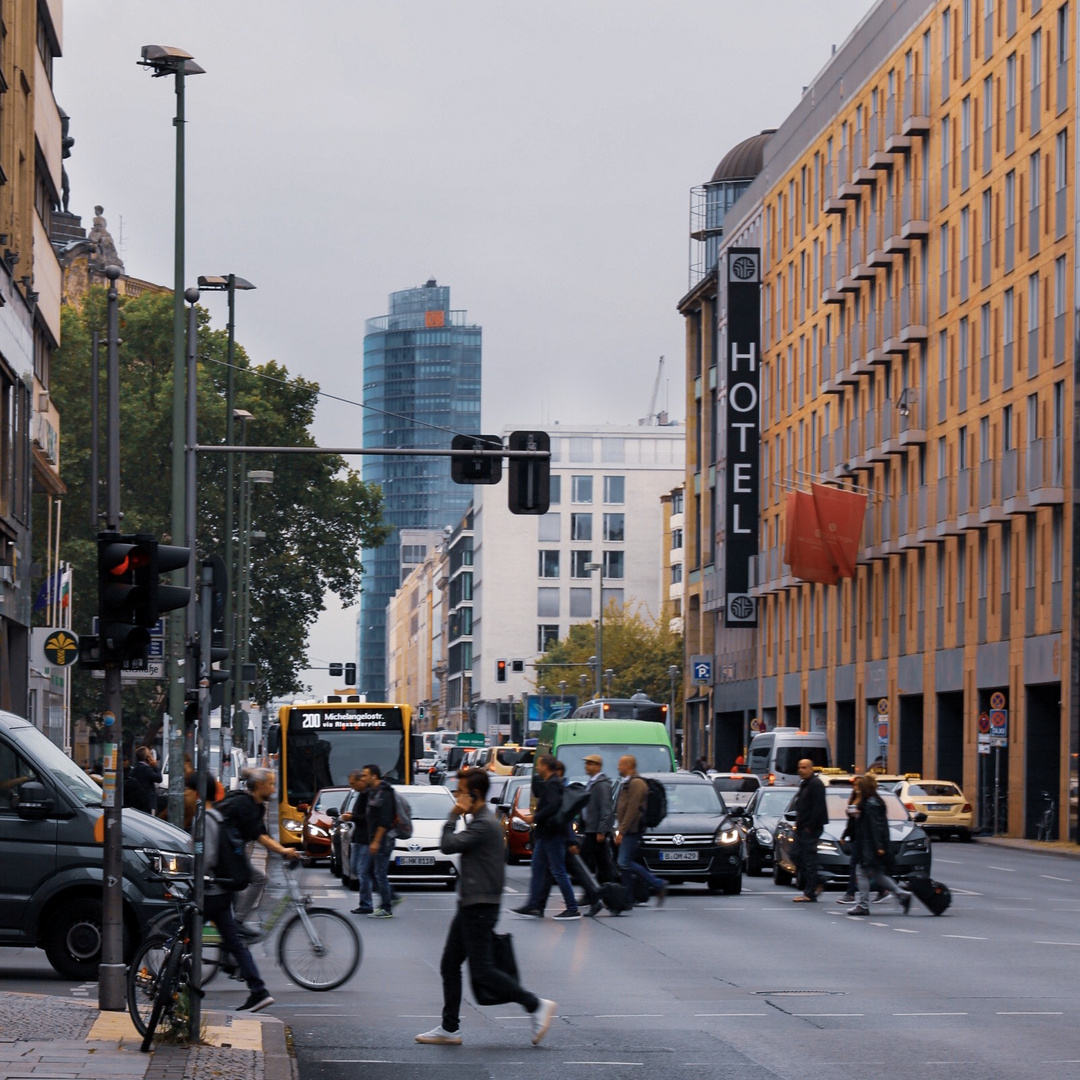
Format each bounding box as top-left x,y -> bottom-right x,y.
1035,790 -> 1056,842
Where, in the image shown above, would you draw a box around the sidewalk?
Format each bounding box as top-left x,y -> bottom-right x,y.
0,991 -> 294,1080
975,834 -> 1080,860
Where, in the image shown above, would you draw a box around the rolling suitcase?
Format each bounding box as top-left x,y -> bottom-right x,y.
905,872 -> 952,915
567,849 -> 632,913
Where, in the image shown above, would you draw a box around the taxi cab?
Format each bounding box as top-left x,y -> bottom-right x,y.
894,779 -> 973,841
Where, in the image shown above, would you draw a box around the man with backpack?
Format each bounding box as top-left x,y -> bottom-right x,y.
580,754 -> 615,883
360,763 -> 403,919
614,755 -> 667,908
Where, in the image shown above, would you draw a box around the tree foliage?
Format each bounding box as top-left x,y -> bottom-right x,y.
44,287 -> 390,742
534,604 -> 683,710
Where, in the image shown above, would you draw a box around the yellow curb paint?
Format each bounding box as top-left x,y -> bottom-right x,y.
204,1019 -> 262,1050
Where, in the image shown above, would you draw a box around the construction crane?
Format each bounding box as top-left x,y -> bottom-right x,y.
638,355 -> 668,426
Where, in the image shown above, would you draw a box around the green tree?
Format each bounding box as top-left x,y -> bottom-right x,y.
41,287 -> 390,745
534,604 -> 683,711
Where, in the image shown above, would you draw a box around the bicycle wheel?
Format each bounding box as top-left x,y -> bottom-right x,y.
277,908 -> 361,991
137,936 -> 184,1051
128,935 -> 171,1038
143,915 -> 221,987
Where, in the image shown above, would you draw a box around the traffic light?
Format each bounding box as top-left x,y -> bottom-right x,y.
496,658 -> 507,683
209,629 -> 230,711
507,430 -> 551,515
329,662 -> 344,678
145,541 -> 192,624
450,434 -> 504,485
344,662 -> 357,685
97,533 -> 155,662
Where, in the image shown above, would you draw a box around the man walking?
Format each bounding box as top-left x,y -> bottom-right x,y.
580,754 -> 614,883
416,769 -> 556,1047
361,763 -> 400,919
614,754 -> 667,907
340,769 -> 374,915
513,755 -> 580,920
792,758 -> 828,902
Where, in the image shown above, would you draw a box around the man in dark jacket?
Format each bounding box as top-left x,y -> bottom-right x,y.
792,758 -> 828,902
125,747 -> 162,813
361,764 -> 399,919
341,769 -> 374,915
512,755 -> 580,920
415,769 -> 556,1047
580,754 -> 614,882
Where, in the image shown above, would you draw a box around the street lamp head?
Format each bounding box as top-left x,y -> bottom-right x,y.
585,562 -> 602,572
139,45 -> 205,76
233,408 -> 254,421
248,470 -> 274,484
184,287 -> 200,304
198,275 -> 256,291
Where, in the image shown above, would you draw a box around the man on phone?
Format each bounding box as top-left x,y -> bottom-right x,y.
415,769 -> 556,1047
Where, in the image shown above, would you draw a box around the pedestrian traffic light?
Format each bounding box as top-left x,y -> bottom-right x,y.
344,662 -> 357,685
97,532 -> 154,662
450,434 -> 504,485
496,658 -> 507,683
507,430 -> 551,515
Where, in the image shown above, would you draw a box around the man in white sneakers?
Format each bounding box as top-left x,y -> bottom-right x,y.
416,768 -> 556,1047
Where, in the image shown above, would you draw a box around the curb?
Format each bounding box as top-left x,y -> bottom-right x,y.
974,835 -> 1080,860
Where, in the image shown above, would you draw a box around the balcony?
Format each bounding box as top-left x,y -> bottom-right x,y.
1001,448 -> 1031,515
901,174 -> 931,240
884,93 -> 912,153
852,129 -> 876,185
916,484 -> 936,544
864,408 -> 888,464
1028,437 -> 1065,506
822,333 -> 852,394
897,491 -> 915,546
978,459 -> 1008,524
836,240 -> 859,292
880,402 -> 905,456
883,191 -> 912,255
838,147 -> 861,200
824,158 -> 847,215
868,112 -> 896,170
936,475 -> 962,536
957,468 -> 982,531
897,390 -> 927,446
848,416 -> 866,469
903,73 -> 931,136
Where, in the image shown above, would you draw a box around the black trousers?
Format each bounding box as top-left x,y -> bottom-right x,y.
795,830 -> 822,897
440,903 -> 538,1032
581,833 -> 615,883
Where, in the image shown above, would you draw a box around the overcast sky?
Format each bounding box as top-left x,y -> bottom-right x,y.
56,0 -> 872,697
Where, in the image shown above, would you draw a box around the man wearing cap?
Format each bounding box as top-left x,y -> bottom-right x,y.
580,754 -> 614,883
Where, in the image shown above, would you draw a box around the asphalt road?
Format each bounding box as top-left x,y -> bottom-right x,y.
4,842 -> 1077,1080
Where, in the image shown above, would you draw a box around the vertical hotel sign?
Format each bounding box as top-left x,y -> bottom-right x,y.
724,248 -> 761,627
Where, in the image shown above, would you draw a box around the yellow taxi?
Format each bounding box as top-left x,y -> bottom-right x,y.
894,778 -> 974,841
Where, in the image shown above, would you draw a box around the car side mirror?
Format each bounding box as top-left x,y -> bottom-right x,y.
727,806 -> 745,817
913,811 -> 928,823
327,807 -> 339,818
16,781 -> 54,820
783,809 -> 797,821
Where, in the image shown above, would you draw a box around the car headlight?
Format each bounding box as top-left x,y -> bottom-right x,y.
817,840 -> 838,853
904,837 -> 929,853
307,825 -> 329,839
282,819 -> 304,835
144,849 -> 194,878
715,822 -> 740,845
511,819 -> 530,832
755,828 -> 772,846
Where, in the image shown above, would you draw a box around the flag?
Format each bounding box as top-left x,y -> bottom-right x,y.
783,489 -> 840,585
33,570 -> 61,613
811,482 -> 867,579
59,564 -> 72,608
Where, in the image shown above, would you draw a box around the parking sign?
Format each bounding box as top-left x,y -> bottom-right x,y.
690,655 -> 712,683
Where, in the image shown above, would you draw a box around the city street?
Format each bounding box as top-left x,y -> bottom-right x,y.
2,842 -> 1077,1080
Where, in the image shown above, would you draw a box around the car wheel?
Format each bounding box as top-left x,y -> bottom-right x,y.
958,829 -> 973,843
45,897 -> 125,981
721,875 -> 742,895
773,861 -> 793,887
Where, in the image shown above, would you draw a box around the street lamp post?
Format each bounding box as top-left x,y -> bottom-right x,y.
667,664 -> 679,752
585,561 -> 604,697
139,44 -> 205,831
558,680 -> 567,713
239,469 -> 274,713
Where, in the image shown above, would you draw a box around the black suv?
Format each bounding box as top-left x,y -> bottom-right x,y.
612,772 -> 744,894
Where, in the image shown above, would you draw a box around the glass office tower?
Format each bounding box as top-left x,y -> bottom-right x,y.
358,280 -> 481,700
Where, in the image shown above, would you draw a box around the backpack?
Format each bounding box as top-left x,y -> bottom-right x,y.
640,777 -> 668,829
208,807 -> 253,892
393,791 -> 413,840
553,782 -> 591,830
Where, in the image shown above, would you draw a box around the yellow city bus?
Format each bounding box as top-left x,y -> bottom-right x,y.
266,700 -> 412,846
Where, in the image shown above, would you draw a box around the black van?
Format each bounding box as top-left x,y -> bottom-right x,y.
0,710 -> 192,978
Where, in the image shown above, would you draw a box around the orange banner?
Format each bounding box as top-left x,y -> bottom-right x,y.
783,489 -> 840,585
811,482 -> 867,579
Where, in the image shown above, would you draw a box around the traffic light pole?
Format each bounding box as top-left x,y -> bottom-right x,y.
99,266 -> 126,1011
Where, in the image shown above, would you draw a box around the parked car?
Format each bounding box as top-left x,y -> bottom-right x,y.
611,772 -> 743,894
894,779 -> 974,840
772,790 -> 932,888
708,772 -> 761,809
388,785 -> 463,889
302,786 -> 350,863
737,784 -> 799,876
502,785 -> 534,864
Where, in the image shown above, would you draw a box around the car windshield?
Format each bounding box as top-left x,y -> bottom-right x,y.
11,724 -> 103,807
496,748 -> 530,767
402,791 -> 454,819
908,783 -> 961,797
560,744 -> 671,783
826,792 -> 912,821
712,777 -> 759,792
661,782 -> 724,815
774,746 -> 829,774
487,776 -> 510,802
313,789 -> 347,813
756,789 -> 797,815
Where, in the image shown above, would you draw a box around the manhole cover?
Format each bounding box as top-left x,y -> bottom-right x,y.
752,990 -> 848,996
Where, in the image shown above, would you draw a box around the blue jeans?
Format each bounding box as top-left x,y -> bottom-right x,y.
370,840 -> 395,909
204,892 -> 266,995
526,833 -> 578,912
617,832 -> 665,896
349,841 -> 373,910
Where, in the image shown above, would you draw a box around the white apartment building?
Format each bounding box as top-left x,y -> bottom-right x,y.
472,424 -> 684,730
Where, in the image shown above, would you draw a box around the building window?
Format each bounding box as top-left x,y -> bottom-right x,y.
603,513 -> 625,542
548,474 -> 561,505
671,563 -> 683,585
538,550 -> 560,578
569,437 -> 593,462
1055,130 -> 1068,237
537,588 -> 560,618
602,551 -> 624,579
571,550 -> 593,578
601,438 -> 625,463
538,513 -> 561,542
671,527 -> 683,550
571,475 -> 593,503
571,513 -> 593,541
537,625 -> 560,652
569,588 -> 592,618
671,490 -> 683,514
603,475 -> 625,504
602,587 -> 625,610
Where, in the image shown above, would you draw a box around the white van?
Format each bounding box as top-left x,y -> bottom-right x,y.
746,730 -> 830,785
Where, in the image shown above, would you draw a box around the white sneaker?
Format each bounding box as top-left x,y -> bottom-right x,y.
415,1025 -> 462,1045
531,998 -> 557,1045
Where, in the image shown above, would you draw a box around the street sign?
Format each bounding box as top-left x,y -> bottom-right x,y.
877,698 -> 889,716
978,732 -> 991,745
989,735 -> 1007,748
42,629 -> 79,666
990,691 -> 1006,710
989,709 -> 1007,738
877,720 -> 889,746
457,732 -> 485,747
690,655 -> 712,683
978,742 -> 991,755
978,711 -> 991,734
92,660 -> 164,681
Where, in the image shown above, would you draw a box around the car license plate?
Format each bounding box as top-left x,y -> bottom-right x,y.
659,851 -> 699,862
396,855 -> 435,866
927,804 -> 951,811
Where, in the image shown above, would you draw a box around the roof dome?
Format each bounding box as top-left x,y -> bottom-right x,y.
710,130 -> 775,183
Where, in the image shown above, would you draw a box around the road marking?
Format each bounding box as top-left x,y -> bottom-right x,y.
1041,874 -> 1072,882
503,886 -> 520,893
595,1013 -> 664,1018
793,1013 -> 864,1017
694,1013 -> 767,1017
494,1016 -> 531,1020
323,1060 -> 396,1064
951,888 -> 983,896
987,865 -> 1017,871
935,858 -> 962,864
1042,1061 -> 1080,1065
942,935 -> 987,940
894,927 -> 919,933
869,921 -> 889,926
396,1014 -> 441,1018
565,1062 -> 643,1067
997,1011 -> 1063,1015
1035,940 -> 1080,947
894,1012 -> 968,1016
